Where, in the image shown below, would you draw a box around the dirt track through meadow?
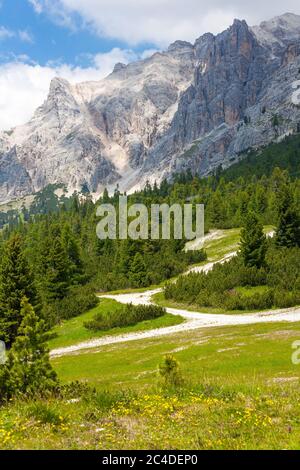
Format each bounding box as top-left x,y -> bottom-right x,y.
50,244 -> 300,358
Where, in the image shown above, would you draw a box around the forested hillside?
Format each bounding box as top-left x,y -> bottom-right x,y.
0,134 -> 299,330
222,134 -> 300,181
1,132 -> 300,229
0,133 -> 299,449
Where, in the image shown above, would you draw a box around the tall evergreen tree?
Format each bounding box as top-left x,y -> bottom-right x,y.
0,235 -> 38,346
43,227 -> 70,302
62,223 -> 83,282
207,191 -> 226,228
276,185 -> 300,248
102,188 -> 110,203
0,297 -> 57,398
117,240 -> 136,277
240,212 -> 267,269
129,253 -> 148,287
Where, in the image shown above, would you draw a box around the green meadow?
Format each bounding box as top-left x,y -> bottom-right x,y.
1,320 -> 300,450
1,227 -> 299,450
49,299 -> 183,350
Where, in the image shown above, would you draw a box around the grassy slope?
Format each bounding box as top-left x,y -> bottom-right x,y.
48,298 -> 183,350
2,227 -> 299,450
48,228 -> 244,350
152,291 -> 260,314
204,227 -> 241,260
222,133 -> 300,180
49,226 -> 276,350
1,320 -> 300,449
154,225 -> 276,314
52,321 -> 300,388
204,225 -> 274,260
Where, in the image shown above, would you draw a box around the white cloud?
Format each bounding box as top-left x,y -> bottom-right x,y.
0,26 -> 14,40
92,48 -> 138,72
18,30 -> 35,43
28,0 -> 78,30
28,0 -> 43,14
27,0 -> 300,46
0,48 -> 146,131
3,1 -> 300,131
0,26 -> 34,43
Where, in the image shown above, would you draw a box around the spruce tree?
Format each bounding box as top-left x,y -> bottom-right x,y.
62,223 -> 83,282
117,240 -> 133,276
0,297 -> 57,398
276,185 -> 300,248
240,212 -> 267,269
0,234 -> 38,346
208,191 -> 226,227
129,253 -> 148,287
43,228 -> 70,302
102,188 -> 110,203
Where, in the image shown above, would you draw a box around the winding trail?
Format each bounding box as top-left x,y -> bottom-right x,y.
50,247 -> 300,358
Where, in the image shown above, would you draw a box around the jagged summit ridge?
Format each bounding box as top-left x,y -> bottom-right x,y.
251,12 -> 300,49
1,13 -> 300,203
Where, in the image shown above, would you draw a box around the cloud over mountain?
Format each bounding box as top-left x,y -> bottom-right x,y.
0,48 -> 139,130
29,0 -> 300,45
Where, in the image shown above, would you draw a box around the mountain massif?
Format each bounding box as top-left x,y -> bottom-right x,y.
1,12 -> 300,204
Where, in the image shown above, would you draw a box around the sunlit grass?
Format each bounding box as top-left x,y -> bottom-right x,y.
48,298 -> 183,350
1,320 -> 300,449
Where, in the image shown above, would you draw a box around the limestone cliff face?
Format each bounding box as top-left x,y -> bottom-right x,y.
1,13 -> 300,203
141,14 -> 300,184
173,20 -> 266,144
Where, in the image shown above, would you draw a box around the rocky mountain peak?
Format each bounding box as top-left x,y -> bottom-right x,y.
113,62 -> 127,73
35,76 -> 79,128
251,12 -> 300,51
167,40 -> 193,51
47,77 -> 73,102
232,18 -> 249,29
166,40 -> 195,62
260,12 -> 300,34
1,13 -> 300,204
226,18 -> 257,54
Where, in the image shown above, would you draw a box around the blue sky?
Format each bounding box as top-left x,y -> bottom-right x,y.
0,0 -> 300,131
0,0 -> 151,66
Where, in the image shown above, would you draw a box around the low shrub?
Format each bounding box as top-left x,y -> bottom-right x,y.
164,246 -> 300,311
195,289 -> 214,307
48,286 -> 99,323
84,303 -> 166,331
273,290 -> 300,309
184,249 -> 207,265
224,289 -> 274,311
59,381 -> 92,400
27,403 -> 64,426
87,389 -> 135,412
237,266 -> 267,287
159,355 -> 183,389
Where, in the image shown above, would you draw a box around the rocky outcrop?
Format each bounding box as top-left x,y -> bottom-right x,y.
1,13 -> 300,203
140,14 -> 300,185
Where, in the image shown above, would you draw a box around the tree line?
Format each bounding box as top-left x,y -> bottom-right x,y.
0,132 -> 299,399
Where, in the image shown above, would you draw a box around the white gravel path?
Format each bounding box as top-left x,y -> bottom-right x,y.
50,246 -> 300,358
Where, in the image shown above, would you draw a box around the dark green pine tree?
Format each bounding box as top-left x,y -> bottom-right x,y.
116,240 -> 136,277
102,188 -> 110,203
0,297 -> 57,399
129,252 -> 148,287
61,223 -> 83,282
43,228 -> 70,302
0,234 -> 38,346
207,190 -> 226,228
240,212 -> 267,269
276,185 -> 300,248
